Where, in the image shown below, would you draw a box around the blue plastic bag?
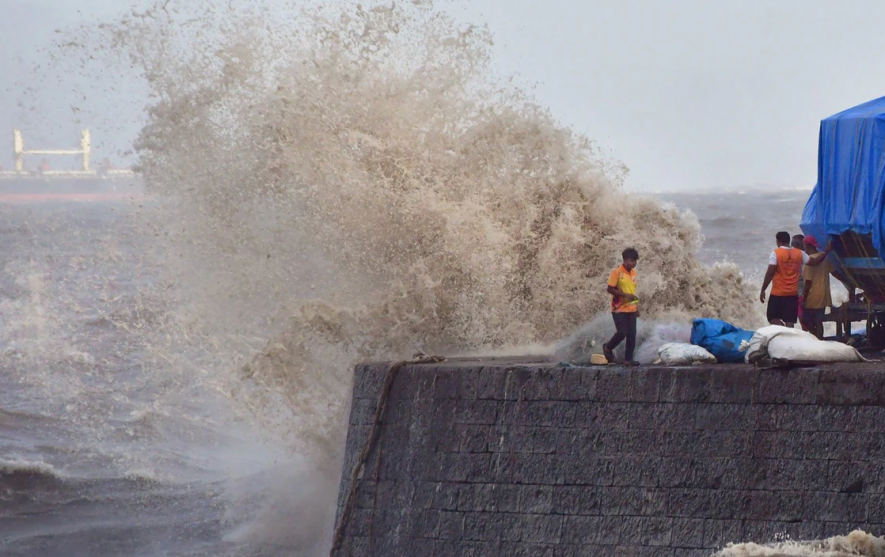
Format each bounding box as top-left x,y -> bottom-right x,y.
690,318 -> 754,363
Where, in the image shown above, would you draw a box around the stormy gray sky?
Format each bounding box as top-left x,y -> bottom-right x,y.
3,0 -> 885,191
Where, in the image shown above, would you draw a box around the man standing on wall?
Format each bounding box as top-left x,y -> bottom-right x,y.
603,248 -> 640,366
760,231 -> 831,328
801,236 -> 836,339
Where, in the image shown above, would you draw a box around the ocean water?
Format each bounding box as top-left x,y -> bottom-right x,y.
0,187 -> 876,557
4,2 -> 880,556
0,200 -> 318,557
658,188 -> 812,282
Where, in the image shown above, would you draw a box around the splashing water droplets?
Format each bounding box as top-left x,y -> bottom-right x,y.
62,0 -> 763,451
716,530 -> 885,557
45,1 -> 769,550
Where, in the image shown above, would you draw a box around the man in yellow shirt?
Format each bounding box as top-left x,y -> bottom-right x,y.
603,248 -> 639,365
801,235 -> 836,339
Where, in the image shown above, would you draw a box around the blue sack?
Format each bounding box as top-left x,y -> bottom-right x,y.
690,318 -> 754,363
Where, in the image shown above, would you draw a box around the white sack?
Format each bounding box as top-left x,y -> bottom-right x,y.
657,343 -> 718,365
745,325 -> 864,364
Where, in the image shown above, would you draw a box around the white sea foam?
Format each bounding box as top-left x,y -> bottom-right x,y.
716,530 -> 885,557
0,457 -> 62,478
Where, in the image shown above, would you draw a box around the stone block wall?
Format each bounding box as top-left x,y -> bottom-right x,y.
332,361 -> 885,557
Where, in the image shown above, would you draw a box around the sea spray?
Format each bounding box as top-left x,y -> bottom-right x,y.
715,530 -> 885,557
56,0 -> 765,550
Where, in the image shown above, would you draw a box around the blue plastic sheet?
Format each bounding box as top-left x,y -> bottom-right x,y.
690,318 -> 754,363
800,95 -> 885,255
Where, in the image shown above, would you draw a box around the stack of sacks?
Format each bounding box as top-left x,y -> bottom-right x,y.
656,343 -> 717,365
690,318 -> 755,363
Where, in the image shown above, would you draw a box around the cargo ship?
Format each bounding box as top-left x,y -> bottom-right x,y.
0,129 -> 143,202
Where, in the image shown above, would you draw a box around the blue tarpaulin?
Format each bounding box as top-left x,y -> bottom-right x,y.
689,318 -> 754,363
800,95 -> 885,256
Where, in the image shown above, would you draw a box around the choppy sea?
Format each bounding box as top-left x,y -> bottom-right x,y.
0,186 -> 829,556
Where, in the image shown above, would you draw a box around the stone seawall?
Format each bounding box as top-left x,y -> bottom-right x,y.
332,359 -> 885,557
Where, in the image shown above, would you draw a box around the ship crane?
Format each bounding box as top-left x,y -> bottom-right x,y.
1,129 -> 134,180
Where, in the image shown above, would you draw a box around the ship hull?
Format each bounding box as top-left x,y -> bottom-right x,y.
0,178 -> 144,202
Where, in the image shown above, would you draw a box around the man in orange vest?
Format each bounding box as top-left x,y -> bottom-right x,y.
760,231 -> 831,327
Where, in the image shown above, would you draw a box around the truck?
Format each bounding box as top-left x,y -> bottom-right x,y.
801,95 -> 885,346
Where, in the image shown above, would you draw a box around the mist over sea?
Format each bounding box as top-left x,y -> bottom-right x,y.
2,187 -> 860,557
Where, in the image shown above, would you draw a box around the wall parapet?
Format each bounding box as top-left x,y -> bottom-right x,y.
332,359 -> 885,557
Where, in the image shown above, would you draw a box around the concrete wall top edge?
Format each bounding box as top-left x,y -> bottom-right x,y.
353,361 -> 885,407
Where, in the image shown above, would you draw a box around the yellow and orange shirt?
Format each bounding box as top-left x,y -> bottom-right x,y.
608,265 -> 638,313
